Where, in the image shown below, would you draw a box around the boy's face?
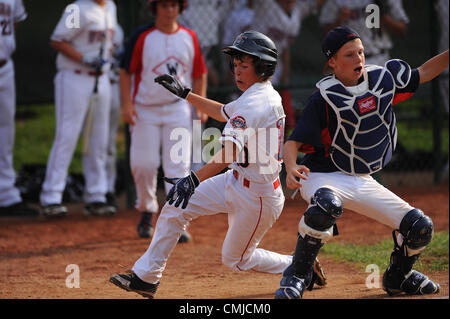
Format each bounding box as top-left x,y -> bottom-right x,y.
328,39 -> 365,86
233,55 -> 262,91
156,0 -> 180,20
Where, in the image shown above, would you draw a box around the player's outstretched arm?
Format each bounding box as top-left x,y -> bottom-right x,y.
418,49 -> 449,84
155,74 -> 227,122
283,140 -> 310,190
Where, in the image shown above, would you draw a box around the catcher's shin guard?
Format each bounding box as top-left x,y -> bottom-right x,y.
382,209 -> 439,296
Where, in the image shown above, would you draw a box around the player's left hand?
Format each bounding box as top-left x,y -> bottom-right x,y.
155,74 -> 191,99
164,171 -> 200,209
285,164 -> 310,190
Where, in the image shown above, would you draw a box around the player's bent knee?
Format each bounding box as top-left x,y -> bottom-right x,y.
221,254 -> 241,271
399,208 -> 434,250
298,188 -> 343,242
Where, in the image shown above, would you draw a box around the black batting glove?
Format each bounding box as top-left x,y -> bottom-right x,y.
164,171 -> 200,209
155,74 -> 191,99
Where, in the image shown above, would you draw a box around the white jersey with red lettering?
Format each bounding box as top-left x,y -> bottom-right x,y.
51,0 -> 117,73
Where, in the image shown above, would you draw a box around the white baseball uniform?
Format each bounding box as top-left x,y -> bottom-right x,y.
0,0 -> 27,207
106,23 -> 124,195
121,24 -> 207,214
132,80 -> 292,284
40,0 -> 117,206
319,0 -> 409,66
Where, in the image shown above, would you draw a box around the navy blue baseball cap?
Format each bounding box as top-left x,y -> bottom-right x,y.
322,26 -> 360,60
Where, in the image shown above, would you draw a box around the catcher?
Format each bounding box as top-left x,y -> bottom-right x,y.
275,26 -> 449,299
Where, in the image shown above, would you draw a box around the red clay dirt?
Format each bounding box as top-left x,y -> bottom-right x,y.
0,184 -> 448,300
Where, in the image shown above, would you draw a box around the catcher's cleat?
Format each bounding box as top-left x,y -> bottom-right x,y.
178,230 -> 192,243
110,272 -> 159,299
137,212 -> 155,238
312,257 -> 327,287
84,202 -> 116,216
274,275 -> 306,299
41,203 -> 67,218
382,268 -> 440,296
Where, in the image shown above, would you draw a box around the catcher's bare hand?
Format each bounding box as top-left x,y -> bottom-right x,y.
285,164 -> 310,190
155,74 -> 191,99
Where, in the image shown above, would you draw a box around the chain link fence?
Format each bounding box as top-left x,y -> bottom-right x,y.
14,0 -> 449,186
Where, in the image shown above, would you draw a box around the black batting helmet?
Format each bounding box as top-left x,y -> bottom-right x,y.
222,30 -> 278,78
148,0 -> 186,15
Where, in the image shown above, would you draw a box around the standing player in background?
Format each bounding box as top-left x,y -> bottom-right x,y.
252,0 -> 324,131
0,0 -> 39,217
105,23 -> 124,208
119,0 -> 207,240
319,0 -> 409,66
275,26 -> 448,299
40,0 -> 118,217
110,31 -> 319,298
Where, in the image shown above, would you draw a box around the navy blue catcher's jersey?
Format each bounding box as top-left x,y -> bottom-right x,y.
289,66 -> 420,173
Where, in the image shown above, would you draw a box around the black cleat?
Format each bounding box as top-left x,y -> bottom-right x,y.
110,272 -> 159,298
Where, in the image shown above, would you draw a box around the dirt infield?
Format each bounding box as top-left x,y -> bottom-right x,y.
0,184 -> 448,300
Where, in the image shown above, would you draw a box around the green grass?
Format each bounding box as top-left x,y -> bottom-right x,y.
321,231 -> 449,272
14,104 -> 126,173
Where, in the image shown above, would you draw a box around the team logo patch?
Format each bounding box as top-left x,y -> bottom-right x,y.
357,96 -> 377,114
230,116 -> 247,129
152,56 -> 188,77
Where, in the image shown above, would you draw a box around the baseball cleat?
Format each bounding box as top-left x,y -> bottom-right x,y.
0,202 -> 40,217
84,202 -> 116,216
137,212 -> 154,238
383,268 -> 440,296
178,230 -> 192,243
41,204 -> 67,218
274,275 -> 306,299
110,272 -> 159,299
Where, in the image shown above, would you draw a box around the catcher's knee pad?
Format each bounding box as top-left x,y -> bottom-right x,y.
298,188 -> 343,241
398,208 -> 434,252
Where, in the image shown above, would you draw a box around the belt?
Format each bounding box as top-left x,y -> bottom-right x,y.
0,60 -> 7,68
74,69 -> 103,76
233,170 -> 280,190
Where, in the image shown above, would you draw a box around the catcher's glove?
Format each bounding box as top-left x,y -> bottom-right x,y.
164,171 -> 200,209
155,74 -> 191,99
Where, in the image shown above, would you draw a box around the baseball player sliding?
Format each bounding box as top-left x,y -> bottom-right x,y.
110,30 -> 325,298
275,26 -> 449,299
40,0 -> 118,217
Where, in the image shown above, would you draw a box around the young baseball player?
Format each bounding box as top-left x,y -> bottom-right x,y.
275,26 -> 449,299
119,0 -> 207,240
40,0 -> 118,217
0,0 -> 39,217
110,30 -> 326,298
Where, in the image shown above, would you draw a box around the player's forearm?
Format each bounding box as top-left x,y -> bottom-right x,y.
418,50 -> 449,84
192,73 -> 207,97
51,40 -> 83,63
283,140 -> 302,170
195,142 -> 237,182
186,93 -> 227,122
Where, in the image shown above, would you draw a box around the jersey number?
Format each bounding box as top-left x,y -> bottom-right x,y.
237,118 -> 285,168
1,19 -> 12,36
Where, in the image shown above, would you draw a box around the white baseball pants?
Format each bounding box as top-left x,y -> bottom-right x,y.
299,172 -> 414,230
40,70 -> 111,205
130,101 -> 192,213
0,59 -> 22,206
132,169 -> 292,284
